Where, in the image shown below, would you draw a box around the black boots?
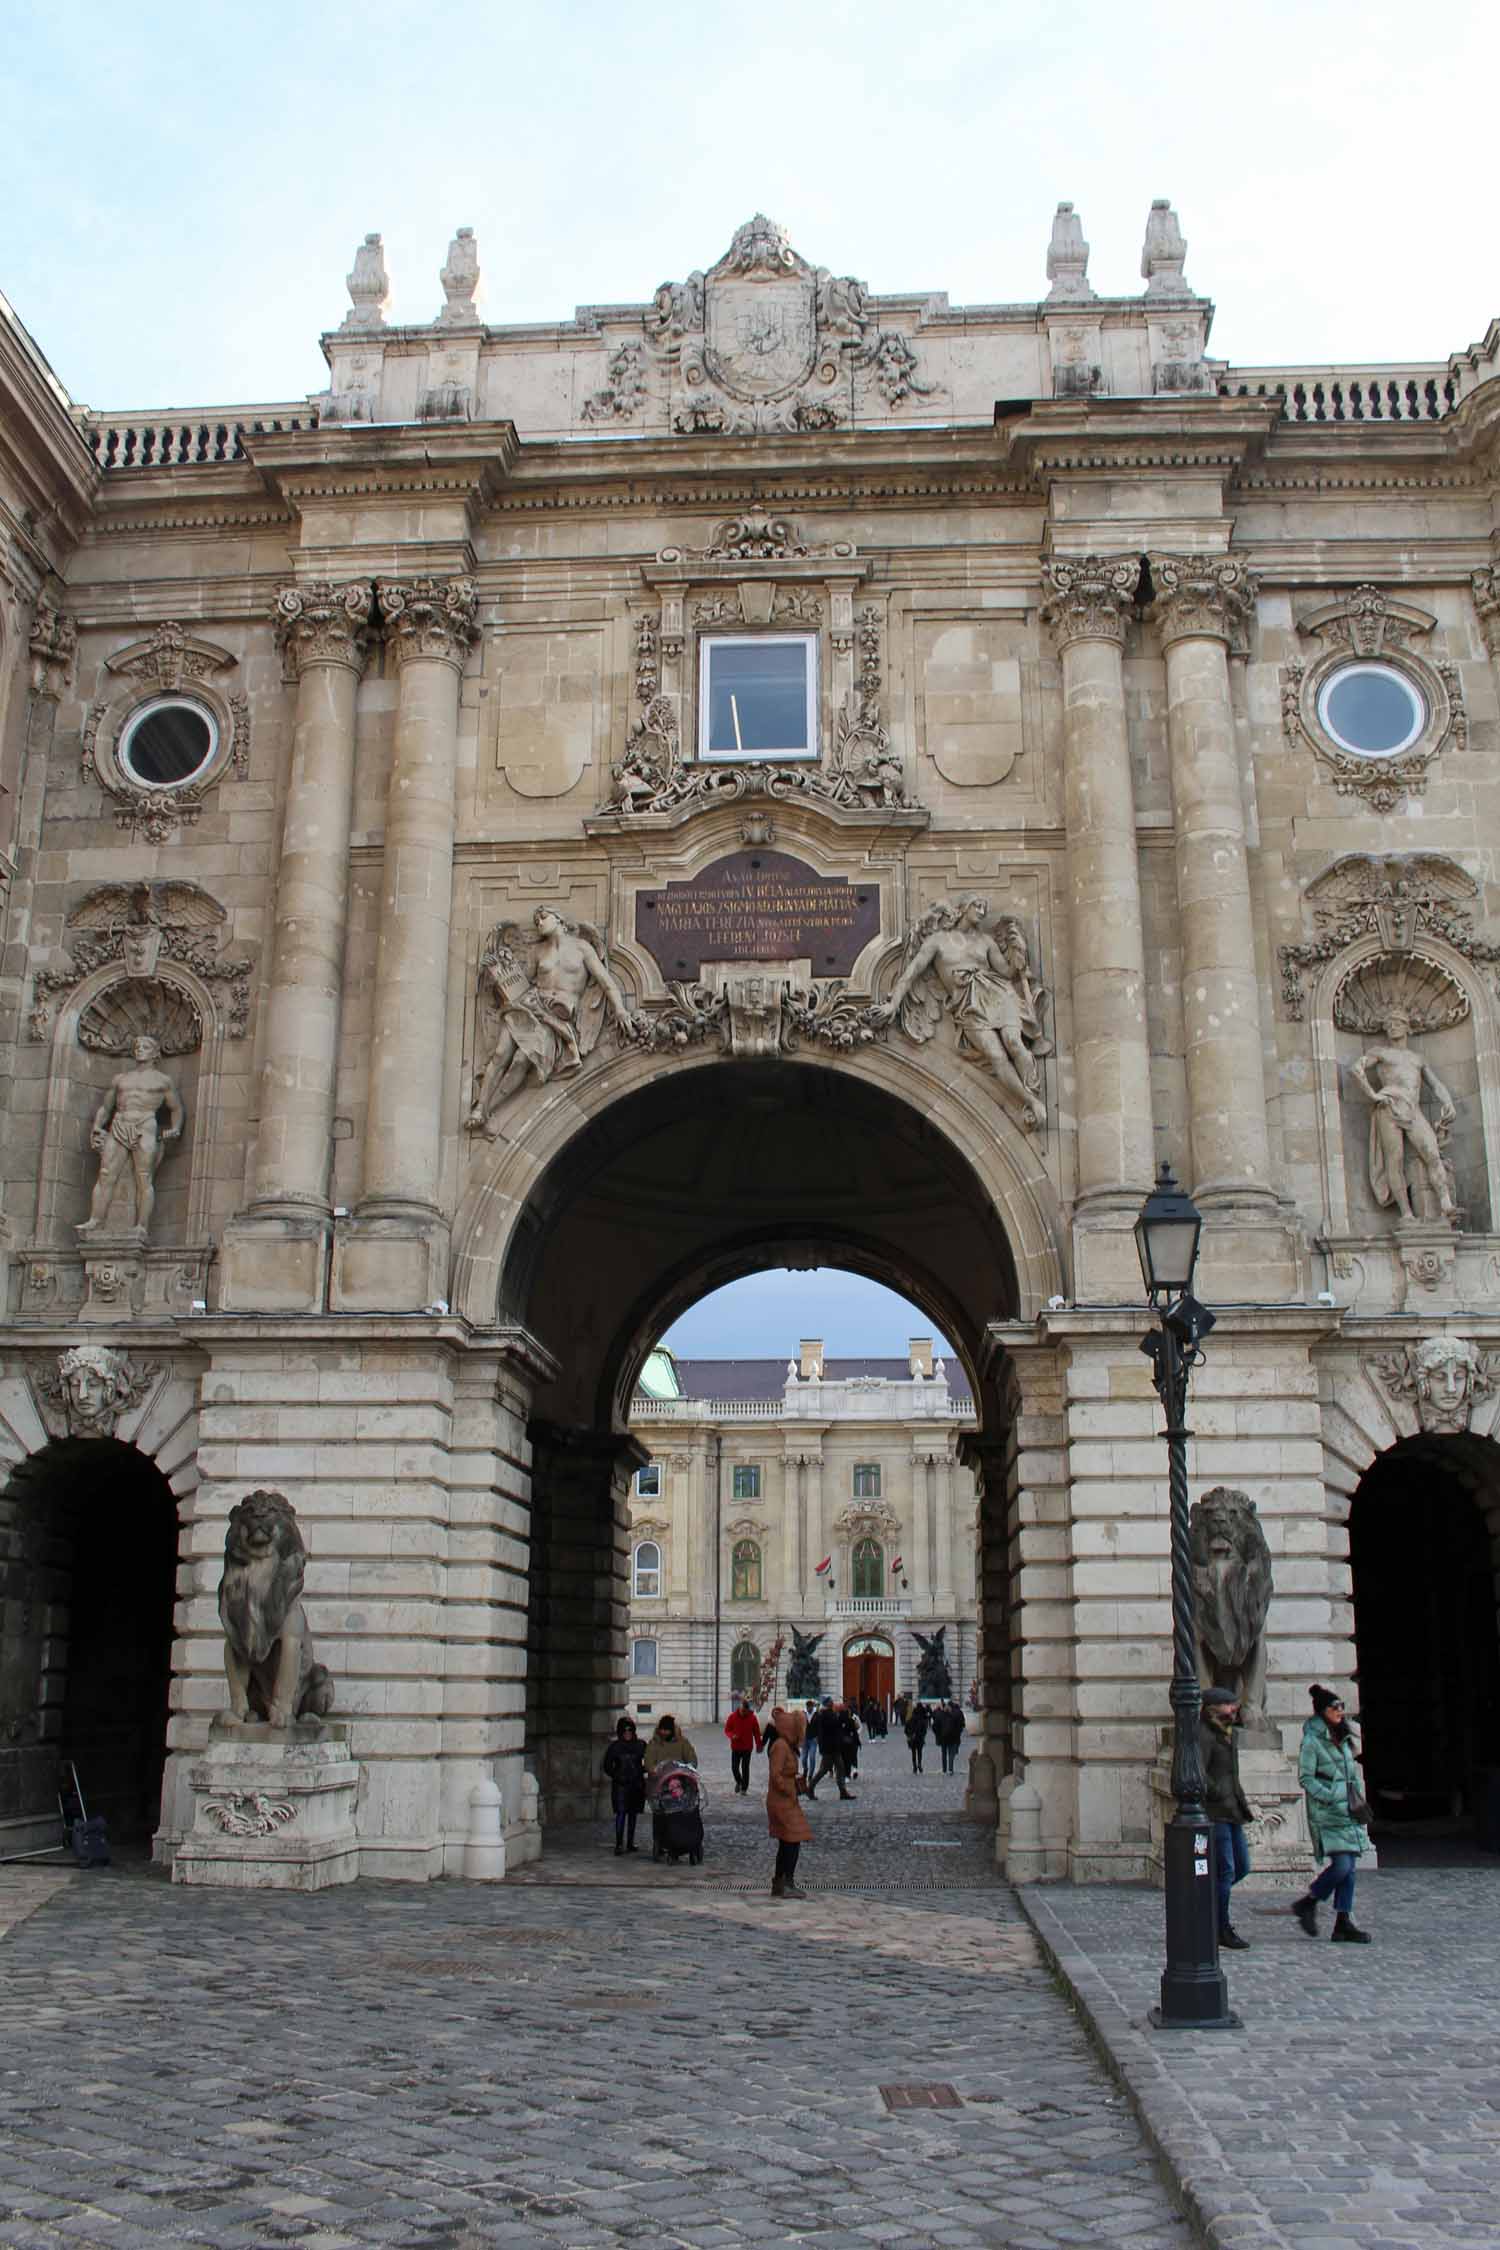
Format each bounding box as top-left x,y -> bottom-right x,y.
1332,1912 -> 1372,1944
1218,1925 -> 1250,1950
1291,1895 -> 1319,1938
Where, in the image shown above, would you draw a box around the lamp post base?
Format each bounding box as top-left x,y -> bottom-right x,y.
1152,1812 -> 1241,2030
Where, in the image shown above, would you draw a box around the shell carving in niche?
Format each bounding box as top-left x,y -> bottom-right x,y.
1332,952 -> 1468,1037
77,977 -> 202,1056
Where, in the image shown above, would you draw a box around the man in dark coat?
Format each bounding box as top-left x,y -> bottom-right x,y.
807,1699 -> 857,1801
1200,1685 -> 1254,1948
932,1698 -> 967,1774
904,1699 -> 931,1773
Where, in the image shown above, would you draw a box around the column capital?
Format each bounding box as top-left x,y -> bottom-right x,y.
377,574 -> 480,669
1040,555 -> 1138,651
1472,566 -> 1500,657
1146,554 -> 1257,649
272,580 -> 374,675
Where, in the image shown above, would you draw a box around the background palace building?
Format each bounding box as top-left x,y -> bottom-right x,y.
1,200 -> 1498,1882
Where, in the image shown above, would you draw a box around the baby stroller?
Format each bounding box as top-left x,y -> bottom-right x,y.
647,1761 -> 705,1865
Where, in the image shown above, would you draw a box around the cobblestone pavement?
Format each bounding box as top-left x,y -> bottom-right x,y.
1023,1871 -> 1500,2250
0,1733 -> 1193,2250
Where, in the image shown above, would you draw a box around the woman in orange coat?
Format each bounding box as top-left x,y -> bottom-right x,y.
766,1705 -> 813,1900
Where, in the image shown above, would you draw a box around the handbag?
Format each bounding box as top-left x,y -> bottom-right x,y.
1346,1791 -> 1371,1825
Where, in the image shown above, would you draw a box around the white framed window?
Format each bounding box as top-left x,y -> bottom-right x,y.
632,1539 -> 662,1598
732,1464 -> 761,1501
852,1463 -> 881,1499
117,696 -> 220,789
1316,662 -> 1425,759
631,1639 -> 658,1678
635,1463 -> 661,1498
698,634 -> 817,762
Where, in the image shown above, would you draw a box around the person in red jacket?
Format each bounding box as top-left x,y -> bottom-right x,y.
723,1693 -> 763,1793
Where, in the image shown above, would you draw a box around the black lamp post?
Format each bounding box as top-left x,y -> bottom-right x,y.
1134,1161 -> 1239,2031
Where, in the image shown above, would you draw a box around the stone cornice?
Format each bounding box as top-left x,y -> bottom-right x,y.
242,420 -> 520,516
0,301 -> 98,551
996,393 -> 1282,485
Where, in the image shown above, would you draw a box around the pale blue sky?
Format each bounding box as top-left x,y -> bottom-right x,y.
2,0 -> 1493,409
659,1268 -> 955,1360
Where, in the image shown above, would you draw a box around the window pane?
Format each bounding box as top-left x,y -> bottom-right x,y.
123,702 -> 215,786
731,1642 -> 760,1693
732,1465 -> 761,1499
636,1464 -> 660,1497
732,1539 -> 762,1601
706,641 -> 809,755
852,1538 -> 884,1598
1319,665 -> 1422,755
853,1464 -> 880,1498
632,1640 -> 658,1677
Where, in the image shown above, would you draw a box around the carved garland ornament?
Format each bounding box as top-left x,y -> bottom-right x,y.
1280,585 -> 1465,812
1277,852 -> 1500,1020
30,880 -> 252,1044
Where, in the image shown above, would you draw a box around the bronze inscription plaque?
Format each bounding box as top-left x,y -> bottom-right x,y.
635,851 -> 881,979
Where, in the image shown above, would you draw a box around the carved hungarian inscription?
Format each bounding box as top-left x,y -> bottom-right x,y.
634,851 -> 880,979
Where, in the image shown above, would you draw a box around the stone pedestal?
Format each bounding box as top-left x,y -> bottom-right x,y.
76,1233 -> 147,1320
1148,1736 -> 1315,1892
174,1719 -> 359,1890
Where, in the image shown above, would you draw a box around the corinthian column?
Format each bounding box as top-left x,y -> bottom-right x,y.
1148,556 -> 1272,1204
1041,557 -> 1154,1208
251,582 -> 372,1211
359,576 -> 479,1224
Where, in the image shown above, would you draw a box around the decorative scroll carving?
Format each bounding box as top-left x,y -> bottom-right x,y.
28,604 -> 76,699
30,881 -> 251,1042
32,1344 -> 157,1440
1280,586 -> 1465,810
104,621 -> 236,695
272,581 -> 373,674
377,576 -> 480,668
830,604 -> 909,808
1278,853 -> 1498,1019
581,343 -> 648,424
705,512 -> 809,561
465,907 -> 642,1133
833,1500 -> 902,1542
1472,566 -> 1500,658
1372,1335 -> 1498,1433
202,1792 -> 297,1837
1147,555 -> 1257,647
1041,555 -> 1138,650
81,624 -> 247,841
870,897 -> 1051,1131
644,214 -> 937,436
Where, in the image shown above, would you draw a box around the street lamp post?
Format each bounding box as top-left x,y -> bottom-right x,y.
1134,1161 -> 1239,2032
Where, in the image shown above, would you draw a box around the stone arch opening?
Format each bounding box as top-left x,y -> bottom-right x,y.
1349,1433 -> 1500,1848
494,1058 -> 1035,1824
0,1437 -> 179,1856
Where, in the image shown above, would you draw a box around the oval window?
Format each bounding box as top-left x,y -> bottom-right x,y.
118,697 -> 218,788
1316,663 -> 1424,759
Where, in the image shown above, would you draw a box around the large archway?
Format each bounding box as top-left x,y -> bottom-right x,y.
0,1439 -> 178,1856
484,1058 -> 1045,1822
1349,1433 -> 1500,1850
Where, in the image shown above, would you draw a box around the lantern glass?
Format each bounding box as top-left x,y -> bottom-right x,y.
1134,1163 -> 1203,1301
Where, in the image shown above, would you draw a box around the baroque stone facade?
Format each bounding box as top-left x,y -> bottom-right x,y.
625,1341 -> 978,1722
3,203 -> 1500,1881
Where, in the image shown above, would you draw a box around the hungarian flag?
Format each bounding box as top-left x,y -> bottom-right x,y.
814,1555 -> 832,1577
891,1555 -> 904,1576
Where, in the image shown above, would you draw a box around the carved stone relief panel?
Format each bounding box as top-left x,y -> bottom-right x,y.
913,612 -> 1036,791
80,624 -> 248,841
1369,1335 -> 1499,1434
482,621 -> 605,801
1280,586 -> 1466,811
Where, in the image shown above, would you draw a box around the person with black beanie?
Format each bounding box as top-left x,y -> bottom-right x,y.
1290,1684 -> 1372,1942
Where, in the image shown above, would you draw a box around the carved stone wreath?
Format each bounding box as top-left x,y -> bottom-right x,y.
81,623 -> 248,841
1280,586 -> 1465,811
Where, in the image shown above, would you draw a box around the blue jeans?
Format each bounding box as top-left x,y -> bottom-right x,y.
1309,1850 -> 1358,1915
1212,1821 -> 1250,1929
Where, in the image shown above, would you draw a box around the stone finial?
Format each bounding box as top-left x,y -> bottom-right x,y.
1044,201 -> 1094,303
438,226 -> 481,325
343,233 -> 390,331
1140,198 -> 1190,297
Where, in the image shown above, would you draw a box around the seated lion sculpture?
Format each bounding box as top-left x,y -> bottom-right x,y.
1189,1485 -> 1273,1726
217,1489 -> 335,1728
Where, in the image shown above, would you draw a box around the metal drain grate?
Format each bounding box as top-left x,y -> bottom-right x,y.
880,2084 -> 963,2111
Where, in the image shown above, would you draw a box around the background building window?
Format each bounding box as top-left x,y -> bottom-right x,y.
852,1463 -> 881,1499
699,634 -> 817,762
632,1540 -> 661,1598
852,1537 -> 884,1598
730,1641 -> 760,1696
631,1639 -> 658,1678
731,1539 -> 762,1601
732,1464 -> 761,1500
635,1463 -> 661,1498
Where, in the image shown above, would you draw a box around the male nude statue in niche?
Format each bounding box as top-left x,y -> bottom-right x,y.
76,1034 -> 184,1240
1349,1006 -> 1457,1225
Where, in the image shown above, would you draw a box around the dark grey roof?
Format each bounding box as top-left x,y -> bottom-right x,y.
671,1356 -> 972,1404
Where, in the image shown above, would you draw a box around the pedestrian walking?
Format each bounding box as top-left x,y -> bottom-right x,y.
808,1698 -> 857,1800
905,1699 -> 930,1773
601,1715 -> 646,1856
723,1693 -> 762,1794
932,1698 -> 966,1774
1199,1686 -> 1253,1948
1291,1684 -> 1372,1943
644,1713 -> 698,1774
765,1705 -> 812,1899
799,1700 -> 819,1781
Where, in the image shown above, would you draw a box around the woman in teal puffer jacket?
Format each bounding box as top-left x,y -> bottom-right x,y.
1290,1683 -> 1372,1943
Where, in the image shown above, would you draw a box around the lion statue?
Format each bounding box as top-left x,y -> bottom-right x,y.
1189,1486 -> 1273,1726
217,1489 -> 334,1728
